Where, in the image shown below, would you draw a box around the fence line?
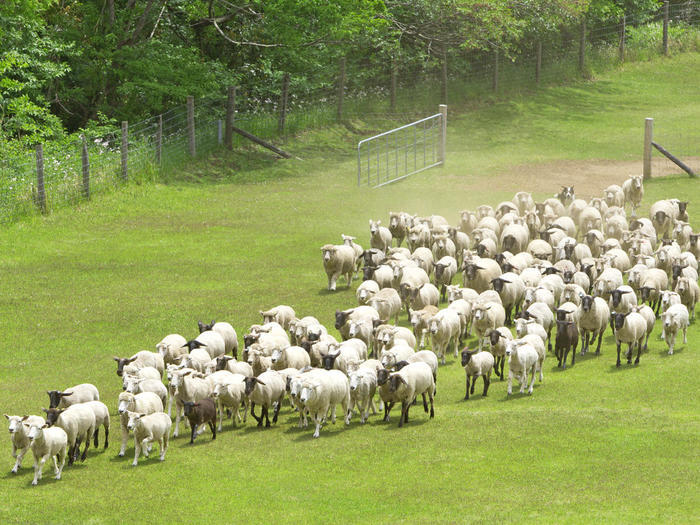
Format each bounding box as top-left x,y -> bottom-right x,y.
1,3 -> 699,223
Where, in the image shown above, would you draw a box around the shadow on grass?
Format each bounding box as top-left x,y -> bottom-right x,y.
658,346 -> 683,357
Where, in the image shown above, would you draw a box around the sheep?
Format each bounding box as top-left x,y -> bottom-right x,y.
490,272 -> 525,325
356,279 -> 380,305
448,298 -> 472,340
459,210 -> 479,234
126,411 -> 171,466
690,233 -> 700,259
660,290 -> 682,321
577,294 -> 610,355
184,330 -> 226,360
661,304 -> 689,355
630,304 -> 655,352
123,376 -> 168,409
82,401 -> 110,450
650,200 -> 678,240
637,268 -> 669,315
247,348 -> 274,376
471,228 -> 499,255
500,223 -> 529,254
321,243 -> 355,291
398,265 -> 430,302
183,398 -> 217,444
5,414 -> 45,473
214,355 -> 253,377
594,267 -> 624,301
446,284 -> 479,303
259,305 -> 296,333
462,258 -> 502,293
271,345 -> 310,371
561,283 -> 585,306
43,405 -> 95,466
293,316 -> 327,345
113,351 -> 164,377
675,276 -> 699,320
447,227 -> 470,264
46,383 -> 100,409
621,175 -> 644,215
335,306 -> 380,341
461,349 -> 494,400
121,366 -> 161,390
367,287 -> 403,325
299,334 -> 338,367
428,308 -> 462,364
245,322 -> 289,347
197,321 -> 238,358
388,362 -> 435,427
407,222 -> 431,251
156,334 -> 188,365
323,339 -> 368,374
26,422 -> 68,486
176,348 -> 210,374
348,367 -> 378,423
243,370 -> 286,428
374,324 -> 417,354
522,286 -> 555,313
516,333 -> 546,382
393,350 -> 439,381
554,310 -> 579,369
486,327 -> 512,380
406,282 -> 440,314
379,341 -> 417,369
539,272 -> 565,305
513,191 -> 535,215
608,286 -> 638,316
518,302 -> 554,351
117,391 -> 163,457
299,370 -> 351,437
655,242 -> 682,275
341,234 -> 364,278
433,255 -> 458,301
409,305 -> 440,348
212,376 -> 247,430
472,302 -> 507,352
388,212 -> 410,247
170,369 -> 212,437
431,235 -> 457,262
514,317 -> 548,344
613,312 -> 647,366
519,267 -> 544,288
369,219 -> 392,252
604,248 -> 632,273
504,341 -> 539,395
577,206 -> 603,238
603,184 -> 625,208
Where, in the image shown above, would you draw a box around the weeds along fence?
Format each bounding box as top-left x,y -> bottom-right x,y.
1,2 -> 699,223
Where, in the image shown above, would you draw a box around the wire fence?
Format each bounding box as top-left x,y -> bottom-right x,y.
1,2 -> 699,223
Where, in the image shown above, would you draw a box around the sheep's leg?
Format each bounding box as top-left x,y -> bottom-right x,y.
595,328 -> 605,355
329,272 -> 340,291
383,401 -> 394,422
398,401 -> 409,428
174,401 -> 182,437
616,342 -> 622,367
250,402 -> 262,427
507,370 -> 514,395
11,445 -> 28,473
668,332 -> 675,355
80,429 -> 92,461
562,346 -> 568,369
167,392 -> 173,418
119,422 -> 129,456
582,330 -> 589,355
132,439 -> 140,466
470,375 -> 477,395
643,330 -> 651,352
312,413 -> 322,438
32,454 -> 47,486
547,327 -> 553,352
634,340 -> 642,365
683,326 -> 687,344
499,357 -> 505,381
483,374 -> 490,397
330,405 -> 337,424
56,446 -> 65,479
528,366 -> 536,394
103,423 -> 109,449
209,421 -> 216,440
93,427 -> 99,448
160,434 -> 168,461
189,423 -> 197,444
72,437 -> 82,463
272,396 -> 283,424
464,374 -> 470,400
626,343 -> 634,364
571,340 -> 577,366
263,406 -> 271,428
67,442 -> 75,466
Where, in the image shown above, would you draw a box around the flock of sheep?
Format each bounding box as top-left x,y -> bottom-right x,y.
6,174 -> 699,486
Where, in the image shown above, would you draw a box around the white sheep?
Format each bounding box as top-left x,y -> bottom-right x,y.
406,282 -> 440,313
323,339 -> 368,374
244,371 -> 286,428
428,308 -> 462,364
156,334 -> 188,365
448,298 -> 472,339
431,235 -> 457,261
490,272 -> 525,325
500,223 -> 529,254
126,411 -> 171,466
346,318 -> 376,352
335,306 -> 380,341
387,362 -> 435,427
42,405 -> 96,466
662,304 -> 689,355
356,279 -> 380,305
612,312 -> 647,367
460,210 -> 479,234
513,191 -> 535,215
83,401 -> 110,450
622,175 -> 644,216
117,391 -> 163,457
407,222 -> 431,251
608,285 -> 638,316
271,345 -> 310,370
650,199 -> 678,240
472,302 -> 507,352
321,243 -> 355,291
46,383 -> 100,410
594,267 -> 624,301
170,369 -> 212,437
124,376 -> 168,408
197,321 -> 239,358
188,330 -> 226,360
348,368 -> 378,423
516,334 -> 546,382
519,302 -> 553,351
675,276 -> 699,320
389,212 -> 411,247
374,325 -> 417,354
259,305 -> 296,333
246,347 -> 273,376
121,366 -> 161,389
577,294 -> 610,355
5,414 -> 45,473
299,369 -> 351,437
369,219 -> 392,252
367,287 -> 403,324
379,340 -> 416,368
462,257 -> 502,293
409,305 -> 440,348
514,318 -> 548,343
342,234 -> 364,278
26,422 -> 68,486
637,268 -> 669,315
114,351 -> 164,377
460,349 -> 494,400
505,341 -> 539,395
212,375 -> 247,430
302,334 -> 338,367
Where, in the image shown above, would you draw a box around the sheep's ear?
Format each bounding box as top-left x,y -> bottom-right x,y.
41,408 -> 49,414
255,379 -> 266,386
112,356 -> 120,362
126,356 -> 138,364
3,414 -> 9,420
60,391 -> 73,397
182,370 -> 192,377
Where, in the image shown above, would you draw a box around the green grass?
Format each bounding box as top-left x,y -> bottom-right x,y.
1,55 -> 699,524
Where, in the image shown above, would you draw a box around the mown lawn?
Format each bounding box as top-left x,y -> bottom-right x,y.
1,54 -> 699,524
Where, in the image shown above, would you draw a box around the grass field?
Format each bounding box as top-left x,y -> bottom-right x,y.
1,54 -> 699,524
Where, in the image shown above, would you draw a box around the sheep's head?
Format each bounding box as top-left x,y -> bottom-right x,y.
612,312 -> 629,331
113,355 -> 138,377
461,347 -> 477,367
243,377 -> 265,396
321,245 -> 336,263
490,277 -> 511,293
609,288 -> 631,307
126,411 -> 145,432
369,220 -> 380,235
5,415 -> 25,434
41,407 -> 64,427
198,320 -> 215,333
463,263 -> 484,282
46,390 -> 73,409
321,352 -> 338,370
334,309 -> 352,330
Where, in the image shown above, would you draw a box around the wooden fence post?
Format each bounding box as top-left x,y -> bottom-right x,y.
643,117 -> 654,180
278,73 -> 289,135
81,136 -> 90,199
492,48 -> 499,92
121,121 -> 128,181
337,57 -> 346,121
187,96 -> 195,157
35,144 -> 46,213
663,1 -> 669,56
441,51 -> 448,105
579,17 -> 587,74
536,41 -> 542,85
390,58 -> 397,111
156,114 -> 162,164
619,15 -> 626,61
439,104 -> 447,165
225,86 -> 236,151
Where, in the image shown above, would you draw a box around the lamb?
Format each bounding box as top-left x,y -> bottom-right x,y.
527,239 -> 553,261
121,366 -> 161,389
661,304 -> 689,355
246,348 -> 273,376
389,212 -> 410,247
472,302 -> 507,352
487,327 -> 513,380
299,369 -> 352,437
5,414 -> 45,473
505,341 -> 539,395
362,264 -> 394,289
490,272 -> 525,325
612,312 -> 646,367
156,334 -> 188,365
259,305 -> 296,332
554,309 -> 579,369
26,422 -> 68,486
448,298 -> 472,340
43,405 -> 95,465
514,318 -> 548,344
433,256 -> 458,301
46,383 -> 100,409
197,321 -> 239,358
117,391 -> 163,457
462,258 -> 502,293
369,219 -> 393,252
409,305 -> 440,347
125,411 -> 171,466
123,376 -> 168,408
113,351 -> 164,377
577,206 -> 603,237
461,349 -> 494,400
521,285 -> 555,313
244,370 -> 286,428
271,345 -> 311,370
212,376 -> 247,429
446,284 -> 479,303
518,302 -> 554,351
183,398 -> 217,443
675,276 -> 699,320
432,235 -> 457,261
388,362 -> 435,427
367,287 -> 403,324
622,175 -> 644,215
603,184 -> 625,208
321,243 -> 355,291
428,308 -> 462,364
515,334 -> 546,382
169,369 -> 212,437
630,304 -> 655,351
638,268 -> 669,315
341,234 -> 364,278
374,325 -> 417,354
577,294 -> 610,355
348,368 -> 378,423
356,279 -> 380,305
82,401 -> 110,449
407,222 -> 431,251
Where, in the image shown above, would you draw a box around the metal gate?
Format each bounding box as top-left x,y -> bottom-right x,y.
357,106 -> 446,187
